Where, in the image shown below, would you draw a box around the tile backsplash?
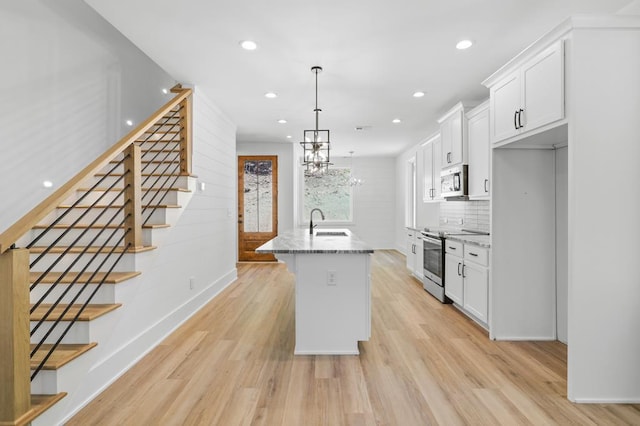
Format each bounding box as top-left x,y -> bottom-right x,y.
439,201 -> 490,232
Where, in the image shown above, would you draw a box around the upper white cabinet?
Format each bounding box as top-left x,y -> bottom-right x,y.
439,105 -> 464,167
467,101 -> 490,199
486,40 -> 564,144
422,133 -> 442,202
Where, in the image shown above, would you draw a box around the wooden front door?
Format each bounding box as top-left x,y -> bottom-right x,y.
238,156 -> 278,261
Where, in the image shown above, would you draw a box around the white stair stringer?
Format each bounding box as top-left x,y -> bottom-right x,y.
29,176 -> 197,421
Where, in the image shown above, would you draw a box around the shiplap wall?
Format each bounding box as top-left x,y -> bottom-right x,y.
0,0 -> 175,234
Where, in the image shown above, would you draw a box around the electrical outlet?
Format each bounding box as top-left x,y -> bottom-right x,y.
189,277 -> 196,290
458,218 -> 464,225
443,217 -> 448,223
327,270 -> 337,286
199,182 -> 206,191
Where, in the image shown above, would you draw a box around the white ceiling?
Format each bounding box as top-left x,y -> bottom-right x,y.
86,0 -> 631,157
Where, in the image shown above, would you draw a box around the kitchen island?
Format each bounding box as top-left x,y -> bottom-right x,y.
256,229 -> 374,355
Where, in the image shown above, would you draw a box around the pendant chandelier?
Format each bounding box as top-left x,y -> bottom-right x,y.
300,66 -> 331,175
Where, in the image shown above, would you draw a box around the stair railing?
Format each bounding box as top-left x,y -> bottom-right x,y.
0,84 -> 192,425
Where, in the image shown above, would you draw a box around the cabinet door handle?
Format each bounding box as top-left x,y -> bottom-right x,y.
448,246 -> 457,251
484,179 -> 489,193
462,264 -> 467,278
469,252 -> 478,257
457,262 -> 462,276
431,188 -> 435,198
514,110 -> 519,130
518,108 -> 524,128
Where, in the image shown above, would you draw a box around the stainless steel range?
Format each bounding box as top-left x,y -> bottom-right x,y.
421,227 -> 489,303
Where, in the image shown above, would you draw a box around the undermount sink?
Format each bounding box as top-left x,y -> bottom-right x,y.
315,231 -> 348,237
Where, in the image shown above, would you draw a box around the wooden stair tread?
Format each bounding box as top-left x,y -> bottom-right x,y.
30,303 -> 122,321
77,187 -> 190,193
30,271 -> 141,284
109,159 -> 180,164
29,245 -> 156,254
94,172 -> 185,177
32,223 -> 170,229
57,203 -> 182,209
15,393 -> 67,426
30,343 -> 97,370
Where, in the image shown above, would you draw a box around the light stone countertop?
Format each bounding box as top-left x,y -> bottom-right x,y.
446,234 -> 491,248
256,228 -> 374,254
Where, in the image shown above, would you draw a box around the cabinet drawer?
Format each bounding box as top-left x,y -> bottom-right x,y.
464,245 -> 488,266
445,240 -> 463,255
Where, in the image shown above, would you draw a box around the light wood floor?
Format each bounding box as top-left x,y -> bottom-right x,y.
69,250 -> 640,425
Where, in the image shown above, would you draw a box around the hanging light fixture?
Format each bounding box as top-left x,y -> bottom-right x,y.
300,66 -> 331,175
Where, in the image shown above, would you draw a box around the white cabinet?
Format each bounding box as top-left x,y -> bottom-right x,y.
487,40 -> 564,144
405,228 -> 424,280
438,103 -> 466,168
445,242 -> 463,304
467,101 -> 490,199
422,133 -> 442,201
445,240 -> 489,325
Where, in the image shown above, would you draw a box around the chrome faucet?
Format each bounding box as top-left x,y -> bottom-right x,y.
309,208 -> 325,234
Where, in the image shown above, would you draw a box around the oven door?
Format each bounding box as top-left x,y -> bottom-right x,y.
422,234 -> 443,286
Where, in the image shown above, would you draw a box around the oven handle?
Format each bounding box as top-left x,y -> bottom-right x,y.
421,235 -> 441,245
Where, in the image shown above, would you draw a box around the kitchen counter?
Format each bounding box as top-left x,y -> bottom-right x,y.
446,234 -> 491,248
256,228 -> 374,254
256,228 -> 373,355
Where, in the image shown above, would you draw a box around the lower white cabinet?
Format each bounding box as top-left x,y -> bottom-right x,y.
405,229 -> 424,280
445,240 -> 489,325
445,251 -> 463,304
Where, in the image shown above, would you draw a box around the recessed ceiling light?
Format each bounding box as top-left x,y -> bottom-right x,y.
392,118 -> 402,124
240,40 -> 257,51
278,119 -> 287,124
265,92 -> 277,99
286,135 -> 292,139
413,91 -> 425,98
43,180 -> 53,188
162,88 -> 169,94
456,40 -> 473,50
125,120 -> 133,126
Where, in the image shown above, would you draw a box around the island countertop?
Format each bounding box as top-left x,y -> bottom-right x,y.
256,228 -> 374,254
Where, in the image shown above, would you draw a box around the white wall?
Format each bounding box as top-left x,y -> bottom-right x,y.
0,0 -> 175,233
333,156 -> 396,249
237,142 -> 295,233
491,148 -> 557,340
567,26 -> 640,402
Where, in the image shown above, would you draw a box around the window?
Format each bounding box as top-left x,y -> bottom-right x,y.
302,167 -> 353,222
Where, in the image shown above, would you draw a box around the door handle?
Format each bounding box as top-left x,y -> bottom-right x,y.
462,264 -> 467,278
457,262 -> 462,276
518,108 -> 524,129
514,110 -> 519,130
484,179 -> 489,193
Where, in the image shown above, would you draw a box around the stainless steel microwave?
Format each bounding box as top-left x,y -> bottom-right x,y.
441,165 -> 468,199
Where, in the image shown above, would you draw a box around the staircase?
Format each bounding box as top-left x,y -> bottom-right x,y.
0,85 -> 194,426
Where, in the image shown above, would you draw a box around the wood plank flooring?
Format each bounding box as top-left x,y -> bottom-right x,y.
68,250 -> 640,425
